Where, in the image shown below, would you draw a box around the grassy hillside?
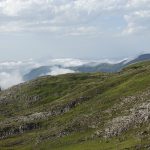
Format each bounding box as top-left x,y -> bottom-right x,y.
0,61 -> 150,150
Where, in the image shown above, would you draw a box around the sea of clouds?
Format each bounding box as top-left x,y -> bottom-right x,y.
0,58 -> 86,89
0,58 -> 127,89
0,59 -> 39,89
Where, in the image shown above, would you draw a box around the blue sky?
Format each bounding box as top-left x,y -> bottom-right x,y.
0,0 -> 150,60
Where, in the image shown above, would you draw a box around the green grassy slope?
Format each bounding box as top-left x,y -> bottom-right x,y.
0,61 -> 150,150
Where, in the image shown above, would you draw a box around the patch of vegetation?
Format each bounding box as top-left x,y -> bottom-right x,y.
0,61 -> 150,149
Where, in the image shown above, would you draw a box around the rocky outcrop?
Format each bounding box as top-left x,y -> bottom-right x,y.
104,90 -> 150,115
103,102 -> 150,138
0,96 -> 90,139
0,122 -> 41,139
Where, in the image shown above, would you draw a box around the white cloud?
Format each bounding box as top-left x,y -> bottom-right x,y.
126,0 -> 150,8
0,58 -> 81,89
122,9 -> 150,35
49,66 -> 75,76
0,0 -> 149,35
47,58 -> 88,67
0,71 -> 23,89
0,59 -> 40,89
0,59 -> 40,74
0,57 -> 127,89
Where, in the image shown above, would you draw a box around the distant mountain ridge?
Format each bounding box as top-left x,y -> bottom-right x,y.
126,53 -> 150,65
23,66 -> 51,81
23,53 -> 150,81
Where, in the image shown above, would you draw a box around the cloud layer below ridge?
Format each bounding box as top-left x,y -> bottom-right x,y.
0,57 -> 125,89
